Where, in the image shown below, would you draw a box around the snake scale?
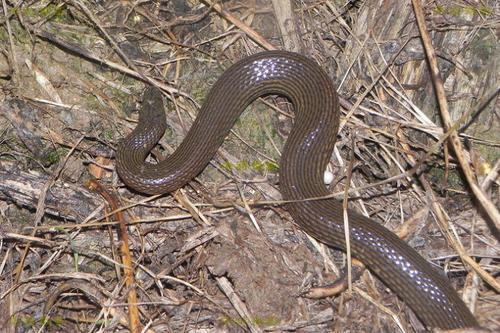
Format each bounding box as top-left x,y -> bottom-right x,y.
115,51 -> 477,329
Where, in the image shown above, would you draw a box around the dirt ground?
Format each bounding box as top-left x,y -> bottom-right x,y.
0,1 -> 499,332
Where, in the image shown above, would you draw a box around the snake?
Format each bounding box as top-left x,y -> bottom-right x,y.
115,50 -> 477,329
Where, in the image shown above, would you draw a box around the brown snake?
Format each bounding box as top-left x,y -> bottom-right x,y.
116,51 -> 477,329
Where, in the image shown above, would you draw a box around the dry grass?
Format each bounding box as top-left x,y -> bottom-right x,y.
0,0 -> 498,332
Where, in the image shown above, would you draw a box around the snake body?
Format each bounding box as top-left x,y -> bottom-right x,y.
116,51 -> 477,328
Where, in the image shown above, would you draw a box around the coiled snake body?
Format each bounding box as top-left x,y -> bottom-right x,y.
116,51 -> 477,329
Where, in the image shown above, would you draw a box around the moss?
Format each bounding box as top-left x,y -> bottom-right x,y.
223,100 -> 284,169
24,3 -> 69,23
470,31 -> 496,73
103,129 -> 115,141
428,165 -> 466,191
475,142 -> 500,170
44,148 -> 61,165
